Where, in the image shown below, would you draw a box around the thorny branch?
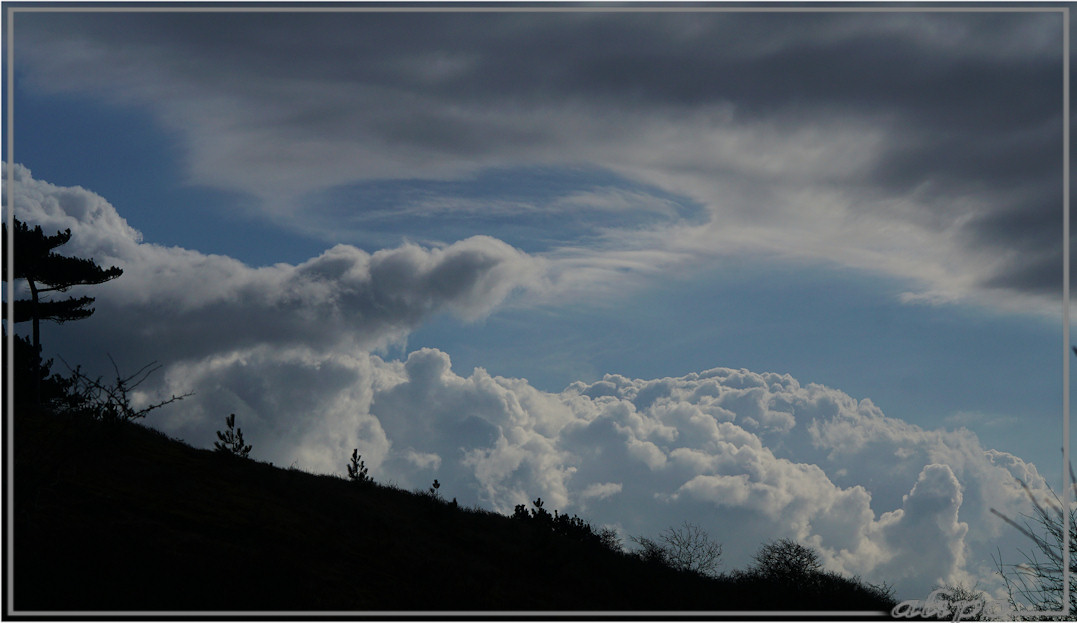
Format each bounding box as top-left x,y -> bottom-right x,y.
58,355 -> 193,421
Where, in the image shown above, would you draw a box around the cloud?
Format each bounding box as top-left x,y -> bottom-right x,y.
153,345 -> 390,475
13,11 -> 1069,312
6,163 -> 548,363
874,464 -> 970,590
580,482 -> 623,501
942,411 -> 1021,429
137,341 -> 1050,602
108,287 -> 1046,603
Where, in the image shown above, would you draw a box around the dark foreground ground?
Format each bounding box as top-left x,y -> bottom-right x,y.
11,408 -> 897,615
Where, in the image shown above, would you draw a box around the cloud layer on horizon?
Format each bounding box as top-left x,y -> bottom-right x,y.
5,164 -> 1061,603
148,342 -> 1051,603
12,10 -> 1070,315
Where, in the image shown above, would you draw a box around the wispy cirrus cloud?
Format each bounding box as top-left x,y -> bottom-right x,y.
13,10 -> 1068,313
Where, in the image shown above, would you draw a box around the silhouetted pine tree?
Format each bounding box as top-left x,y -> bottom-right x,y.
4,217 -> 122,404
347,448 -> 370,483
6,217 -> 123,351
214,413 -> 252,458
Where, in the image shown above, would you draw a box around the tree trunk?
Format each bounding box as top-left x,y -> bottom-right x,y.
27,278 -> 41,406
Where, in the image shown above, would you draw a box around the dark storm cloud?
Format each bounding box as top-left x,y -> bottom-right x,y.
970,192 -> 1065,250
981,249 -> 1065,295
31,12 -> 1056,116
13,8 -> 1069,303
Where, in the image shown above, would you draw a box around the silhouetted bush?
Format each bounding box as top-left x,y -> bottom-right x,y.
720,539 -> 898,610
751,537 -> 822,580
631,535 -> 671,568
9,334 -> 70,409
630,522 -> 722,578
511,496 -> 611,549
926,583 -> 994,621
861,577 -> 897,608
726,565 -> 896,610
597,526 -> 623,552
54,355 -> 190,423
659,521 -> 723,578
552,509 -> 595,542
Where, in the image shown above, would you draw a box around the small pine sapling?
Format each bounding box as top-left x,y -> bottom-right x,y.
214,413 -> 252,458
347,448 -> 370,483
530,497 -> 553,525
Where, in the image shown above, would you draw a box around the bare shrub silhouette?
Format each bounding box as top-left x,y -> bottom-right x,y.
57,355 -> 191,422
925,583 -> 998,621
661,521 -> 722,577
631,534 -> 671,568
597,526 -> 623,552
750,537 -> 822,580
986,346 -> 1077,618
991,463 -> 1077,618
631,522 -> 722,578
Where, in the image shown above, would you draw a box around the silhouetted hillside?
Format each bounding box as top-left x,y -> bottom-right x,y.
12,408 -> 898,614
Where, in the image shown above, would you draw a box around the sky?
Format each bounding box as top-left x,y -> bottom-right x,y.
3,4 -> 1075,608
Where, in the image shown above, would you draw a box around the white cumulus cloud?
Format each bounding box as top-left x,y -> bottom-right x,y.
146,339 -> 1052,602
6,163 -> 548,363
